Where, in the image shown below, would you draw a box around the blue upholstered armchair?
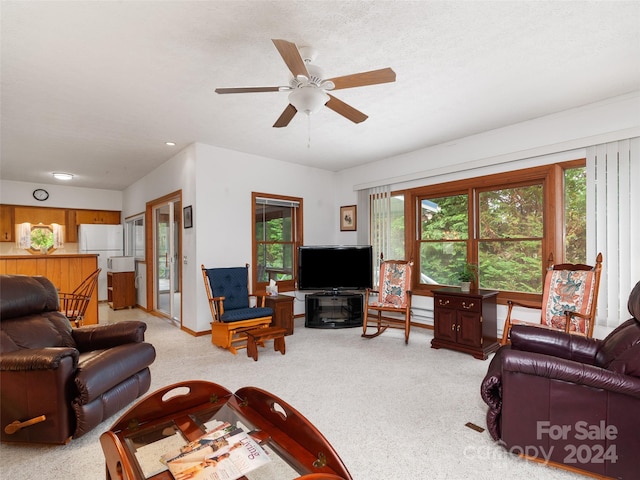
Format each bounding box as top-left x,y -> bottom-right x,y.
201,264 -> 272,354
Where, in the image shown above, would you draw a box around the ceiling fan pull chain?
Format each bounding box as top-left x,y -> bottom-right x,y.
307,115 -> 312,149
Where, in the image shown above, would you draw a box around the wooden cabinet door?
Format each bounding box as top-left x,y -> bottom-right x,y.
434,307 -> 457,342
14,206 -> 65,226
76,209 -> 120,224
66,209 -> 78,242
0,205 -> 14,242
457,311 -> 482,348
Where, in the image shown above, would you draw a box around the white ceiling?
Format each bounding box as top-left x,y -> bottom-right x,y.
2,1 -> 639,190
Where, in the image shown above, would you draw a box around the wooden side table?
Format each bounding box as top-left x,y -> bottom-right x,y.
431,287 -> 499,360
107,271 -> 136,310
265,294 -> 295,335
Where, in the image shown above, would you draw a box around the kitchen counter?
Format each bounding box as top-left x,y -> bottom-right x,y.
0,254 -> 100,325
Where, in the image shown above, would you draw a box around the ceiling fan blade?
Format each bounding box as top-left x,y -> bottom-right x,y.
215,87 -> 282,94
327,67 -> 396,90
273,104 -> 297,128
325,95 -> 368,124
272,39 -> 309,79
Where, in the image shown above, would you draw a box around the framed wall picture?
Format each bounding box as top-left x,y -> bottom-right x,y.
183,205 -> 193,229
340,205 -> 357,231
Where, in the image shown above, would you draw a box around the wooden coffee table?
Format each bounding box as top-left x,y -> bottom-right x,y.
100,380 -> 352,480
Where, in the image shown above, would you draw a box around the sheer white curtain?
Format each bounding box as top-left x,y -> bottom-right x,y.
586,137 -> 640,327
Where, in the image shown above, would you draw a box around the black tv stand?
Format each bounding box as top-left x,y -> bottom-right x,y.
305,291 -> 363,329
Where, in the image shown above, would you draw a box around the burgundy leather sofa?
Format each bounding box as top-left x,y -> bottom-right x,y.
0,274 -> 156,444
481,281 -> 640,478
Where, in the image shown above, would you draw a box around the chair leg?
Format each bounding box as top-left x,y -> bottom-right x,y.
500,303 -> 515,345
362,308 -> 370,337
500,322 -> 510,345
404,311 -> 410,345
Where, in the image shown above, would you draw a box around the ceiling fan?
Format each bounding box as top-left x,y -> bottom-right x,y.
215,39 -> 396,128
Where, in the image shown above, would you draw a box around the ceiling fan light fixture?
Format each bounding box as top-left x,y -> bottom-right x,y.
288,86 -> 329,115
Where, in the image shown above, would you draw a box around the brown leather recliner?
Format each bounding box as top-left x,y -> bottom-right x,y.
481,281 -> 640,479
0,274 -> 156,444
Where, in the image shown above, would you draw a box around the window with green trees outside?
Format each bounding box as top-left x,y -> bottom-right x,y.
252,193 -> 302,293
383,161 -> 586,297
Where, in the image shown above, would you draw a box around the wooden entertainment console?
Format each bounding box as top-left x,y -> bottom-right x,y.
305,292 -> 363,328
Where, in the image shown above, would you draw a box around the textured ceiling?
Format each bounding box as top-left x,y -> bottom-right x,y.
1,1 -> 639,190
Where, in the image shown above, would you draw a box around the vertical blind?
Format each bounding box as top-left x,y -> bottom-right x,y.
367,185 -> 391,287
586,137 -> 640,327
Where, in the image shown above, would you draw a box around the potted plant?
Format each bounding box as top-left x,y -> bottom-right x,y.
457,263 -> 477,292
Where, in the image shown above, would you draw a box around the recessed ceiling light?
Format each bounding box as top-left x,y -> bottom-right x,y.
52,172 -> 74,180
165,142 -> 176,146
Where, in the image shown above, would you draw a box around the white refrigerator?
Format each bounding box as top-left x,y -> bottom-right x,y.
78,224 -> 124,301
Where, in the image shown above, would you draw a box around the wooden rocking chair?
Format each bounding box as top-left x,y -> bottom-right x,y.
362,260 -> 413,344
59,268 -> 101,327
201,264 -> 272,354
500,252 -> 603,344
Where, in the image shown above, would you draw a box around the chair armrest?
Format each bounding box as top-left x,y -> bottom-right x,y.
75,342 -> 156,404
72,321 -> 147,352
510,324 -> 600,364
481,346 -> 507,410
502,349 -> 640,400
253,292 -> 268,307
0,347 -> 78,371
507,299 -> 542,310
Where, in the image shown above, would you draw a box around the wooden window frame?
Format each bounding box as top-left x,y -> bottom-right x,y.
251,192 -> 303,294
405,160 -> 585,304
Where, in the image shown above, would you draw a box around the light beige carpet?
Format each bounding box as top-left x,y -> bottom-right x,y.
0,304 -> 584,480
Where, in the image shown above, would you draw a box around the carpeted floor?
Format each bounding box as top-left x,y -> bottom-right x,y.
0,305 -> 584,480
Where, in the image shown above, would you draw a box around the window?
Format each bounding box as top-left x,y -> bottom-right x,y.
125,214 -> 145,259
417,193 -> 468,285
405,161 -> 585,299
478,183 -> 544,293
563,166 -> 586,264
16,222 -> 64,253
30,225 -> 54,251
252,193 -> 303,293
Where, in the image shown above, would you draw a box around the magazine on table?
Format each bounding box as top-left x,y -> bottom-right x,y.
162,421 -> 270,480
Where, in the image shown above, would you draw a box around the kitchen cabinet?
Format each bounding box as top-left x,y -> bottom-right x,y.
14,206 -> 65,226
0,205 -> 14,242
0,205 -> 121,243
0,254 -> 99,324
75,209 -> 120,225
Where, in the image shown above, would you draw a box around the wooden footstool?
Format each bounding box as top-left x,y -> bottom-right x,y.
245,326 -> 287,361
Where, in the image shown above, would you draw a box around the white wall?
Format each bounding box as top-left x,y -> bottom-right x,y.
192,143 -> 336,332
122,144 -> 197,329
123,142 -> 337,333
338,92 -> 640,192
0,179 -> 122,210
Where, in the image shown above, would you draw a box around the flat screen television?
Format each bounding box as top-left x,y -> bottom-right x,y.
297,245 -> 373,291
